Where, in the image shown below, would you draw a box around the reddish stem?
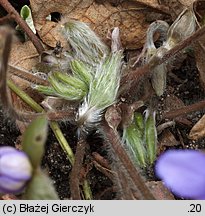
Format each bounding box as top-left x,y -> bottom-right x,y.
0,0 -> 44,54
69,137 -> 86,200
162,99 -> 205,120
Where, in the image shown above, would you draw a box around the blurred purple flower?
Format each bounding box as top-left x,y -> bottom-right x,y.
0,147 -> 32,194
155,149 -> 205,200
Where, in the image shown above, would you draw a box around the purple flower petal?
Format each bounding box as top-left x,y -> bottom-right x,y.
155,150 -> 205,199
0,176 -> 25,194
0,147 -> 16,157
0,151 -> 32,180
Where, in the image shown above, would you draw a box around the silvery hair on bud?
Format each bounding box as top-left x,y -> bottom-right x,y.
61,19 -> 109,66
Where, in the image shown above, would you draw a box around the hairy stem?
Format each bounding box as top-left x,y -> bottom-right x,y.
103,122 -> 154,199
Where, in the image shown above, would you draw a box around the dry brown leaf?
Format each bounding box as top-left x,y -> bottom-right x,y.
8,41 -> 43,132
164,94 -> 185,111
29,0 -> 156,49
158,0 -> 184,19
189,114 -> 205,140
9,41 -> 42,111
158,129 -> 179,154
9,41 -> 39,70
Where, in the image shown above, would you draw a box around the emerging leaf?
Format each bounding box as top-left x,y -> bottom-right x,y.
20,5 -> 36,34
123,112 -> 147,168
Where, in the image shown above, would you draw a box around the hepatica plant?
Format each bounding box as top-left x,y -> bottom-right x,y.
34,20 -> 123,130
155,150 -> 205,200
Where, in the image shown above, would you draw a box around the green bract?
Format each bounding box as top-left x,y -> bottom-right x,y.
123,119 -> 147,168
123,110 -> 157,168
70,60 -> 93,85
21,116 -> 59,199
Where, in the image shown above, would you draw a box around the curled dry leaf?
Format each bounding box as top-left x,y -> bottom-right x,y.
30,0 -> 153,48
105,105 -> 122,130
189,114 -> 205,140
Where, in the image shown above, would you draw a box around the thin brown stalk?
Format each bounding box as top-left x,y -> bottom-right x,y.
70,137 -> 86,200
162,99 -> 205,120
9,65 -> 49,86
0,0 -> 44,54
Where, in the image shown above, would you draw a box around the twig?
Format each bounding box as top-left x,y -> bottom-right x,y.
102,122 -> 155,199
9,65 -> 49,86
0,0 -> 44,54
49,122 -> 75,164
92,152 -> 110,170
162,99 -> 205,120
93,160 -> 114,181
47,110 -> 75,121
70,137 -> 86,200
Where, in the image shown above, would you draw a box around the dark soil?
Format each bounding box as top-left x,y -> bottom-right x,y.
0,108 -> 20,148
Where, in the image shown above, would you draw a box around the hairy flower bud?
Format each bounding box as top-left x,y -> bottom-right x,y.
0,147 -> 32,193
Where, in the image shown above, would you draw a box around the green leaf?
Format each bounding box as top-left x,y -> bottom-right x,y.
78,51 -> 123,126
123,123 -> 147,168
145,110 -> 157,165
70,60 -> 93,85
48,74 -> 85,101
33,85 -> 57,96
53,71 -> 88,92
20,5 -> 36,34
22,116 -> 48,169
23,169 -> 59,200
134,112 -> 144,134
